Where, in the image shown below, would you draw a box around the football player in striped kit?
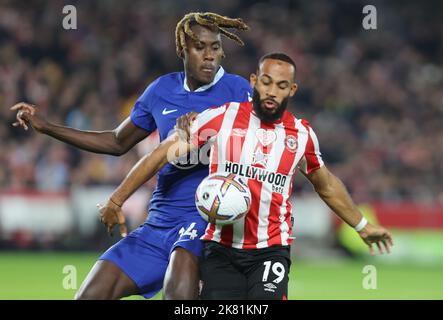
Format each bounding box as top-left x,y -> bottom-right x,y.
99,52 -> 393,299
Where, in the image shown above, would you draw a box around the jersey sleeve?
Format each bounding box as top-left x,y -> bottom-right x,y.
190,104 -> 227,147
298,120 -> 324,174
130,79 -> 159,133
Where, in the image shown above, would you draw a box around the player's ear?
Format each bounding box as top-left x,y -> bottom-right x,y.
289,83 -> 298,97
250,73 -> 257,87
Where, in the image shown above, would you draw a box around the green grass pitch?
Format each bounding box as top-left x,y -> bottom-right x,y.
0,252 -> 442,300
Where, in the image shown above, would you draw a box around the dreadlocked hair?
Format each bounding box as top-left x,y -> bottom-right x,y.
175,12 -> 249,58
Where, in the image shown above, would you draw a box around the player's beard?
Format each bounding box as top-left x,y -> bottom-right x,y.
252,88 -> 289,122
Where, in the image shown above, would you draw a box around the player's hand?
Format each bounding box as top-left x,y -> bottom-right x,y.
10,102 -> 47,132
175,111 -> 198,142
358,223 -> 393,255
97,199 -> 128,238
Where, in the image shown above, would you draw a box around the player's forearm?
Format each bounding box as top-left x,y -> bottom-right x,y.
42,123 -> 125,156
316,173 -> 363,228
110,134 -> 187,206
109,152 -> 166,206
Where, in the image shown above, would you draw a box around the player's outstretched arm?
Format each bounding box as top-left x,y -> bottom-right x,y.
98,133 -> 193,236
10,102 -> 148,156
303,166 -> 394,255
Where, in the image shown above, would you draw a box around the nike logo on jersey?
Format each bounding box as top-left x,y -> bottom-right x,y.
162,108 -> 178,115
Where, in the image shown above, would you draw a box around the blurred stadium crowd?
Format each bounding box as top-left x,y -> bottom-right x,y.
1,0 -> 442,204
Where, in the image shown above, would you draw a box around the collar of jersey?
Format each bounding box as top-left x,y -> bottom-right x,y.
183,66 -> 225,92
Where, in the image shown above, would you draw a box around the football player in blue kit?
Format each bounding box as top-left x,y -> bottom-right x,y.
10,12 -> 251,299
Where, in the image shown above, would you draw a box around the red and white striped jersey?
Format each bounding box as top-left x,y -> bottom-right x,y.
191,101 -> 324,249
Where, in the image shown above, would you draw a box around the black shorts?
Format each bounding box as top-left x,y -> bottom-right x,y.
200,241 -> 291,300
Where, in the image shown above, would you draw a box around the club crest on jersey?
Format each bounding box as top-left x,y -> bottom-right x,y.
285,135 -> 298,153
256,128 -> 276,147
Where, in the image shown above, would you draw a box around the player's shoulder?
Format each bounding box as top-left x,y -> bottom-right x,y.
150,72 -> 183,90
202,103 -> 229,116
233,100 -> 252,112
196,101 -> 234,123
221,72 -> 250,90
300,118 -> 313,129
281,111 -> 314,132
138,72 -> 182,103
221,72 -> 249,85
295,118 -> 320,137
215,71 -> 251,103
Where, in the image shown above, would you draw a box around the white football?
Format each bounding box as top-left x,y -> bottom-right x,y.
195,173 -> 251,226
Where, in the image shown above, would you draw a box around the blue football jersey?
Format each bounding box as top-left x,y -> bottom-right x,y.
130,67 -> 252,226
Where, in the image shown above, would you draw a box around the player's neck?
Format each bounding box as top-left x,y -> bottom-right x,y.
186,77 -> 206,91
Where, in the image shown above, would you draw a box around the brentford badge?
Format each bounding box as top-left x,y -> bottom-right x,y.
285,135 -> 297,152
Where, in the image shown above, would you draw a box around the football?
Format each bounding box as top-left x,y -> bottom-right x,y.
195,173 -> 252,225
